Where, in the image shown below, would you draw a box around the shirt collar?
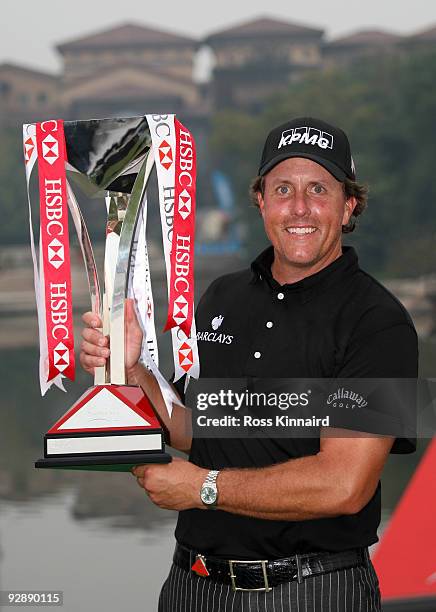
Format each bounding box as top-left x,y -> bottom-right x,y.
250,245 -> 359,301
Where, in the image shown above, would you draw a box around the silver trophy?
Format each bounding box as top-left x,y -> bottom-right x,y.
24,115 -> 195,471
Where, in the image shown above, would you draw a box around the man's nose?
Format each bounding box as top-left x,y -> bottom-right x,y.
290,190 -> 311,216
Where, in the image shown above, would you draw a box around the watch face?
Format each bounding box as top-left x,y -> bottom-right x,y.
201,486 -> 217,505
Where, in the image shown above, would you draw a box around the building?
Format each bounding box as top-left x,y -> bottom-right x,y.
204,17 -> 325,111
323,30 -> 403,69
398,23 -> 436,53
0,63 -> 59,127
56,23 -> 203,120
4,17 -> 436,126
4,17 -> 436,133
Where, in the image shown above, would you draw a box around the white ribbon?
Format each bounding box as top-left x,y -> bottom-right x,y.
128,192 -> 159,367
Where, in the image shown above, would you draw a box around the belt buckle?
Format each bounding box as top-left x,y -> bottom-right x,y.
228,559 -> 272,592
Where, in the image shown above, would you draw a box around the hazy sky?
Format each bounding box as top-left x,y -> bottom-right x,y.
2,0 -> 435,73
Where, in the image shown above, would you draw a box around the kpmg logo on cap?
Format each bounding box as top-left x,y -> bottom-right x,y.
278,127 -> 334,151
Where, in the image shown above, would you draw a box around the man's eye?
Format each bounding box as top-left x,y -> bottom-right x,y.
278,185 -> 290,195
312,184 -> 325,194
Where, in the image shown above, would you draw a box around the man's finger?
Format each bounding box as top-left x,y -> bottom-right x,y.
82,311 -> 102,328
79,351 -> 106,370
132,465 -> 148,477
81,327 -> 108,346
81,340 -> 110,359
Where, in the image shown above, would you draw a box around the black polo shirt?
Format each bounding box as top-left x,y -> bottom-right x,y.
174,245 -> 418,559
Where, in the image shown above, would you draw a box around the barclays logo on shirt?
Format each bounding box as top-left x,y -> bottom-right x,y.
197,315 -> 234,344
211,315 -> 224,330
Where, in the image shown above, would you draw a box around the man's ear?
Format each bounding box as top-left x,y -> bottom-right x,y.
343,196 -> 357,226
257,191 -> 265,217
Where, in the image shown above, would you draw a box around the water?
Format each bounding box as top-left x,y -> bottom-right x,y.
0,495 -> 175,612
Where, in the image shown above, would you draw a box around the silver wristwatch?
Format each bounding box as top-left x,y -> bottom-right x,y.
200,470 -> 220,507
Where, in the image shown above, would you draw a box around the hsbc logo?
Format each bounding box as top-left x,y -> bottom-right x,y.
47,238 -> 64,269
146,299 -> 152,319
278,127 -> 334,151
53,341 -> 69,373
24,136 -> 35,164
158,139 -> 173,170
178,189 -> 191,220
42,133 -> 59,165
173,294 -> 188,326
178,341 -> 194,372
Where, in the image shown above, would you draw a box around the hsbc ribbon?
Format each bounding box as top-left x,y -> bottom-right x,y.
146,114 -> 199,384
23,124 -> 66,395
164,119 -> 196,337
35,120 -> 75,382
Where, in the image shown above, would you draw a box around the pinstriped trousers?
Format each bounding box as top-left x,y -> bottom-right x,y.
158,550 -> 381,611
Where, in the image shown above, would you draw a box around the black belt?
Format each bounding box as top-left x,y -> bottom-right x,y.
174,543 -> 369,592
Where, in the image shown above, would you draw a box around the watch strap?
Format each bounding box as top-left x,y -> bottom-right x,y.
204,470 -> 219,487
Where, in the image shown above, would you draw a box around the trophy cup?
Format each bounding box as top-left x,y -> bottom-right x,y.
23,114 -> 199,471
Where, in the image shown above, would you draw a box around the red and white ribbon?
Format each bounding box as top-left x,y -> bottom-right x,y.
146,114 -> 199,385
163,119 -> 196,337
35,120 -> 75,383
24,122 -> 70,393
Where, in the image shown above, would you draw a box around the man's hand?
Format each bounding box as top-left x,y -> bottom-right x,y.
80,299 -> 143,379
132,458 -> 208,511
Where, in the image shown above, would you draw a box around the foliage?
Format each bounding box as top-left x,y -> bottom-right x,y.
210,49 -> 436,276
0,126 -> 30,245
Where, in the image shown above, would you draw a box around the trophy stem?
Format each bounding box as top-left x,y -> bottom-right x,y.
66,182 -> 105,384
100,291 -> 110,384
103,191 -> 124,384
109,153 -> 155,385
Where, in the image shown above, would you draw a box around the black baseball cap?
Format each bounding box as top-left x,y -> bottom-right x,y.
258,117 -> 356,182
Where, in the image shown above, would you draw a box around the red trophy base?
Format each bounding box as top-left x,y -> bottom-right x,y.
35,384 -> 172,472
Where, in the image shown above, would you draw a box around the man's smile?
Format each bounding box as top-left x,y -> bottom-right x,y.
285,226 -> 318,235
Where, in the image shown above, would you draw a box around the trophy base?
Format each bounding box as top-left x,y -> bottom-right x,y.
36,384 -> 172,473
35,451 -> 172,472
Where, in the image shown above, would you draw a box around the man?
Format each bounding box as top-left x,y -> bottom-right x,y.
80,117 -> 418,611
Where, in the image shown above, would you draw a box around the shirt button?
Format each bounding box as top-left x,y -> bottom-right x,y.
266,321 -> 273,328
254,351 -> 261,359
277,292 -> 284,300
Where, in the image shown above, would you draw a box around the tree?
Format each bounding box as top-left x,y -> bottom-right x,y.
210,49 -> 436,276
